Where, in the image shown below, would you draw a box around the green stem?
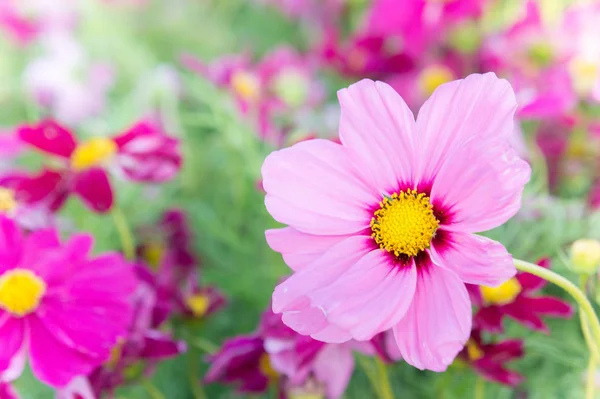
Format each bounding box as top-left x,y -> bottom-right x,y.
358,357 -> 383,399
112,207 -> 136,261
374,357 -> 395,399
475,377 -> 485,399
514,259 -> 600,350
586,353 -> 597,399
188,353 -> 207,399
142,379 -> 167,399
190,337 -> 219,354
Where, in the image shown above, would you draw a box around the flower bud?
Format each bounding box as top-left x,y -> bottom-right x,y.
570,239 -> 600,274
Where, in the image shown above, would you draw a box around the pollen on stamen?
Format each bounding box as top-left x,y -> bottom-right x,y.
370,189 -> 439,258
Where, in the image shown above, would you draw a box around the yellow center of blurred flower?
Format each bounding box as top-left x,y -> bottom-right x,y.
571,239 -> 600,274
480,278 -> 522,305
107,337 -> 126,370
371,189 -> 439,258
259,353 -> 279,379
418,65 -> 454,96
0,269 -> 46,316
0,188 -> 17,214
528,42 -> 554,68
71,138 -> 118,171
186,294 -> 210,318
466,339 -> 484,361
231,70 -> 260,102
271,69 -> 309,108
569,57 -> 599,96
142,242 -> 165,269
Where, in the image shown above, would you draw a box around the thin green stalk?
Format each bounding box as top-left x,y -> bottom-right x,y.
112,206 -> 136,261
586,354 -> 597,399
188,353 -> 207,399
142,379 -> 166,399
358,357 -> 383,399
514,259 -> 600,352
374,357 -> 395,399
475,377 -> 485,399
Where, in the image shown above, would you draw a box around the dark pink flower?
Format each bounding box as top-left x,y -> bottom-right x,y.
14,119 -> 181,213
0,382 -> 19,399
469,258 -> 574,333
458,329 -> 524,387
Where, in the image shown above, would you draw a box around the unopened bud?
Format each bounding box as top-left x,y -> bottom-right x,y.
571,239 -> 600,274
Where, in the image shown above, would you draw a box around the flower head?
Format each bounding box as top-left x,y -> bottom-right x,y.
457,329 -> 524,386
470,258 -> 574,333
14,119 -> 181,213
0,216 -> 137,387
263,73 -> 531,371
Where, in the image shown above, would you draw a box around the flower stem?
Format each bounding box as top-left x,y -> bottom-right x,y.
514,259 -> 600,356
374,357 -> 395,399
475,377 -> 485,399
112,206 -> 136,261
587,353 -> 597,399
358,356 -> 383,399
142,379 -> 167,399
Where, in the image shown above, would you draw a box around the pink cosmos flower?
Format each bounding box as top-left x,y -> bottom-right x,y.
263,73 -> 531,371
469,258 -> 573,333
0,216 -> 137,387
0,1 -> 39,46
14,119 -> 181,213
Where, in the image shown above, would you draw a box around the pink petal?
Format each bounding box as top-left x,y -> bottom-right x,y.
415,73 -> 518,184
28,316 -> 98,388
55,376 -> 95,399
308,250 -> 417,340
502,302 -> 548,333
428,137 -> 530,233
139,330 -> 187,359
17,120 -> 77,158
13,168 -> 69,212
429,231 -> 516,286
312,344 -> 354,399
337,79 -> 417,193
393,265 -> 471,372
520,296 -> 573,318
0,216 -> 24,273
0,316 -> 26,380
265,227 -> 351,271
20,228 -> 60,268
474,307 -> 505,333
516,259 -> 549,292
0,382 -> 20,399
262,139 -> 376,235
73,168 -> 113,213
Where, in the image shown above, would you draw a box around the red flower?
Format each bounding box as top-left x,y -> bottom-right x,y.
469,258 -> 573,333
458,329 -> 524,386
13,119 -> 181,213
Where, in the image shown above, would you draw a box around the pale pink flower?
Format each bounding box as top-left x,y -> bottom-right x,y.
262,73 -> 530,371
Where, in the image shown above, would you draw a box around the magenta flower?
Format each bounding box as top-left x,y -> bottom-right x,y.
0,2 -> 40,46
469,258 -> 573,333
263,73 -> 530,371
14,119 -> 181,213
457,329 -> 524,387
0,216 -> 137,387
0,382 -> 19,399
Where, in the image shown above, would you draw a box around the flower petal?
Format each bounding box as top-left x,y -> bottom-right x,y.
338,79 -> 417,192
393,265 -> 471,372
17,120 -> 77,158
429,231 -> 516,286
0,216 -> 23,273
73,168 -> 113,213
0,316 -> 26,381
520,296 -> 573,318
429,138 -> 530,233
415,73 -> 517,184
516,258 -> 549,292
265,227 -> 350,271
312,344 -> 354,399
13,168 -> 69,211
474,307 -> 505,333
27,315 -> 97,387
262,139 -> 376,235
502,302 -> 548,333
308,250 -> 417,340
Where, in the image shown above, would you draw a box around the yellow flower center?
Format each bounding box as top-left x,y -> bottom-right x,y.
271,69 -> 309,108
370,189 -> 439,258
259,353 -> 279,380
569,57 -> 599,96
71,138 -> 118,171
466,339 -> 484,361
185,294 -> 210,318
231,70 -> 260,102
0,188 -> 17,214
480,278 -> 522,305
528,42 -> 554,68
142,242 -> 165,270
418,65 -> 454,96
0,269 -> 46,317
107,338 -> 126,370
